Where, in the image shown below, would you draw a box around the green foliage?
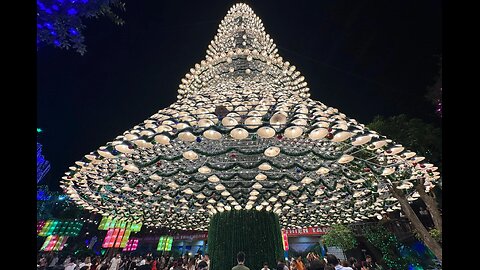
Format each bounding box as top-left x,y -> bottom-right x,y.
37,186 -> 83,220
363,224 -> 421,269
414,228 -> 442,244
37,0 -> 126,55
428,228 -> 442,243
322,224 -> 357,251
208,210 -> 284,270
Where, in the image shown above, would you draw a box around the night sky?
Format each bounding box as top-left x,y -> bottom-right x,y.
37,0 -> 442,191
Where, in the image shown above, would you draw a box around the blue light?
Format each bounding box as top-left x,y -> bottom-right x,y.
412,241 -> 426,254
81,0 -> 88,3
54,40 -> 60,46
37,24 -> 43,29
37,189 -> 51,201
45,23 -> 53,29
69,28 -> 78,35
37,0 -> 46,10
37,143 -> 51,183
45,8 -> 52,14
58,195 -> 66,200
67,8 -> 77,15
52,5 -> 59,11
51,31 -> 57,36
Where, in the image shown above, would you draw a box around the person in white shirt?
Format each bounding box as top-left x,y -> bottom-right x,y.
78,256 -> 92,269
109,254 -> 122,270
138,256 -> 146,266
64,261 -> 77,270
339,260 -> 353,270
260,262 -> 270,270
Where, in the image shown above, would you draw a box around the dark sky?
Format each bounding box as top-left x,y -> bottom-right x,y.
37,0 -> 442,191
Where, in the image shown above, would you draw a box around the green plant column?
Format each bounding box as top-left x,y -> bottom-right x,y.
208,210 -> 284,270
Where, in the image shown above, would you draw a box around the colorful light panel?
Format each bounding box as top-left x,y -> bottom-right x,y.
165,236 -> 173,251
102,228 -> 114,248
122,238 -> 139,251
120,230 -> 131,248
37,220 -> 83,237
156,236 -> 173,251
37,220 -> 46,234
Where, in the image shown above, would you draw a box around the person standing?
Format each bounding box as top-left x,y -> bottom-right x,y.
360,255 -> 374,270
109,254 -> 122,270
275,259 -> 288,270
47,254 -> 59,269
137,257 -> 153,270
64,259 -> 77,270
186,257 -> 195,270
325,254 -> 341,270
203,254 -> 210,270
295,257 -> 305,270
232,252 -> 250,270
198,261 -> 209,270
151,257 -> 158,270
138,256 -> 146,266
340,260 -> 354,270
79,256 -> 92,269
260,262 -> 270,270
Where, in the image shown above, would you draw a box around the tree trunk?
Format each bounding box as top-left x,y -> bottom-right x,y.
388,185 -> 442,261
415,179 -> 442,233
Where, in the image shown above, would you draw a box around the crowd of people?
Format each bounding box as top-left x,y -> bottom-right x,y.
233,252 -> 380,270
38,251 -> 379,270
280,252 -> 379,270
37,252 -> 211,270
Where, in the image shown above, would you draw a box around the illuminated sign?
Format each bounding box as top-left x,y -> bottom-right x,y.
283,227 -> 330,237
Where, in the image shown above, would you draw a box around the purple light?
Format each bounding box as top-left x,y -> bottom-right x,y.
37,142 -> 51,183
67,8 -> 77,15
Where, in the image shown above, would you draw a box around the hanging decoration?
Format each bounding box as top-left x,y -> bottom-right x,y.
60,3 -> 441,230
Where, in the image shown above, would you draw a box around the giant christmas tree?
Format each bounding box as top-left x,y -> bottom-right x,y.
60,3 -> 441,265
